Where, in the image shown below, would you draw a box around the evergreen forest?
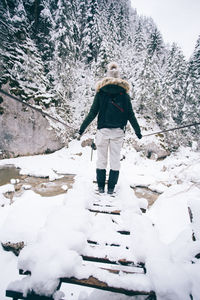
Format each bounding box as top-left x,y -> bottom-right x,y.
0,0 -> 200,151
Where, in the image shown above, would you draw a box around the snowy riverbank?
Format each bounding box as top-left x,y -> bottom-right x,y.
0,136 -> 200,299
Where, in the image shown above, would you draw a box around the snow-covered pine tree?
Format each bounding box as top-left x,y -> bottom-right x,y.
0,0 -> 199,153
47,0 -> 78,95
161,43 -> 187,126
158,44 -> 189,149
0,0 -> 53,106
189,35 -> 200,78
134,52 -> 162,121
134,19 -> 147,55
80,0 -> 101,64
115,0 -> 131,45
147,27 -> 164,59
0,0 -> 23,86
182,35 -> 200,143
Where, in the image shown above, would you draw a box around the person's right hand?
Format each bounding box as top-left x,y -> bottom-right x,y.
73,130 -> 82,140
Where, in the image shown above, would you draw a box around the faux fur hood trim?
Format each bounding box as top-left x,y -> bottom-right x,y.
96,77 -> 130,93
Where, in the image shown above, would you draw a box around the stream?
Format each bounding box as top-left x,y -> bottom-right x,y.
0,165 -> 75,201
0,165 -> 21,186
0,165 -> 160,208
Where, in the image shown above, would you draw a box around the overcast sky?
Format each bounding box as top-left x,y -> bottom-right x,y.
131,0 -> 200,59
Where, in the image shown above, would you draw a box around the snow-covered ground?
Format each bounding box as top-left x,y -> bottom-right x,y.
0,135 -> 200,300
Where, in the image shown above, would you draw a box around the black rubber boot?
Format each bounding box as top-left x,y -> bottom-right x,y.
107,170 -> 119,194
96,169 -> 106,193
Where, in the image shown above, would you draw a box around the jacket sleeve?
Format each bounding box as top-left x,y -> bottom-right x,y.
79,93 -> 100,135
127,96 -> 142,138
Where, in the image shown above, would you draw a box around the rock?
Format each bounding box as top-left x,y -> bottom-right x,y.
0,86 -> 68,158
81,138 -> 93,147
144,142 -> 170,160
74,152 -> 82,156
1,241 -> 24,256
132,139 -> 170,160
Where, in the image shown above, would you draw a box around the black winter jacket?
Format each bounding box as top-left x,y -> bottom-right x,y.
79,77 -> 142,139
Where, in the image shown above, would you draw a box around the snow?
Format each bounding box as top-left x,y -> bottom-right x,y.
0,184 -> 15,206
0,137 -> 200,299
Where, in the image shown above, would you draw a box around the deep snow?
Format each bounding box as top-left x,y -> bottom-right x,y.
0,135 -> 200,300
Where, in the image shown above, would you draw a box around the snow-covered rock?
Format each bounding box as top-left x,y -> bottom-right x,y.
0,88 -> 67,158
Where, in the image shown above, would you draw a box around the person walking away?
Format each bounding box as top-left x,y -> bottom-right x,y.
79,62 -> 142,194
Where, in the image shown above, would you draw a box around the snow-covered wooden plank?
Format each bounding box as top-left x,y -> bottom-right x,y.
81,242 -> 140,265
60,275 -> 155,297
81,254 -> 145,271
6,289 -> 54,300
87,238 -> 129,248
88,208 -> 121,215
188,203 -> 200,240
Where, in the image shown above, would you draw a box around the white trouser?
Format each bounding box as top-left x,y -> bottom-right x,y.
95,128 -> 124,171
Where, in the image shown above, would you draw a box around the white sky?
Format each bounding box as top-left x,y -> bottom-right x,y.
131,0 -> 200,59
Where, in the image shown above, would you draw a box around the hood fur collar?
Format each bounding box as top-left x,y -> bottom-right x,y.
96,77 -> 130,93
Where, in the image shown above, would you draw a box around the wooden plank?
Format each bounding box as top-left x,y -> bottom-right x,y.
19,256 -> 144,274
87,239 -> 123,247
92,204 -> 121,212
99,267 -> 140,275
87,230 -> 130,247
188,206 -> 196,241
87,230 -> 130,236
81,255 -> 145,270
60,275 -> 155,297
19,255 -> 146,275
19,269 -> 31,275
117,230 -> 130,235
18,260 -> 149,298
88,208 -> 121,215
82,254 -> 133,265
6,290 -> 53,300
195,253 -> 200,259
93,203 -> 113,208
188,206 -> 193,223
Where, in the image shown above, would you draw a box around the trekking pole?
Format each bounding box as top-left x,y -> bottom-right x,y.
143,122 -> 200,137
91,147 -> 93,161
90,141 -> 97,161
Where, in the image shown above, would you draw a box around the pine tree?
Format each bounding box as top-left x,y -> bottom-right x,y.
47,0 -> 79,92
134,19 -> 147,57
147,28 -> 164,58
189,35 -> 200,77
80,0 -> 101,63
115,0 -> 131,44
183,35 -> 200,130
0,0 -> 16,86
134,52 -> 162,120
1,0 -> 199,150
160,44 -> 187,126
0,0 -> 53,105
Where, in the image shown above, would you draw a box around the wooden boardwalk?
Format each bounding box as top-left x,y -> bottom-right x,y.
6,194 -> 156,300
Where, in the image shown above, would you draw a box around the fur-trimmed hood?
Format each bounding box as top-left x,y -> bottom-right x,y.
96,77 -> 130,93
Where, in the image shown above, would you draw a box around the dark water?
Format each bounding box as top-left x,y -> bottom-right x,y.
0,165 -> 21,186
0,166 -> 158,205
133,186 -> 161,208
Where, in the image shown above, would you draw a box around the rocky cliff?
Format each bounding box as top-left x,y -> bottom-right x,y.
0,87 -> 67,158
